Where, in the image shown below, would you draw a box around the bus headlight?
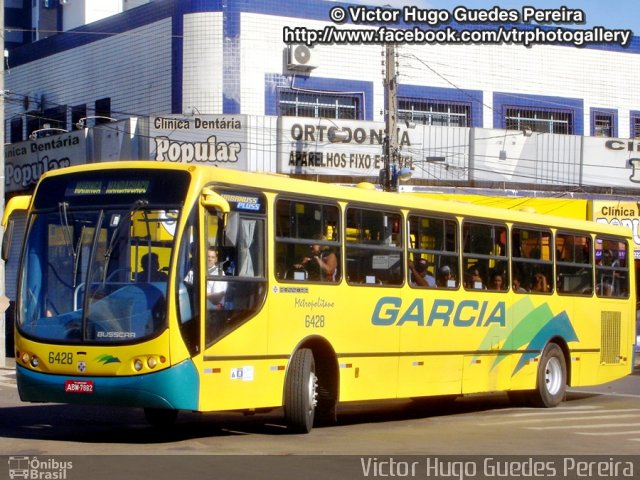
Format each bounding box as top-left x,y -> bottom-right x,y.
134,359 -> 144,371
30,356 -> 39,368
147,357 -> 157,369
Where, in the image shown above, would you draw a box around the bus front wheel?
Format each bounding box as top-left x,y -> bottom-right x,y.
531,343 -> 567,408
284,348 -> 317,433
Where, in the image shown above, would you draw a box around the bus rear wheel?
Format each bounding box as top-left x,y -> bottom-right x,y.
530,343 -> 567,408
284,348 -> 317,433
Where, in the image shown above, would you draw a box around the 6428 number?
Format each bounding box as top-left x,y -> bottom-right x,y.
49,351 -> 73,364
305,315 -> 325,328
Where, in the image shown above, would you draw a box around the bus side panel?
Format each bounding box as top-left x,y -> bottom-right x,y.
196,359 -> 285,411
338,356 -> 399,402
397,354 -> 463,398
197,314 -> 275,411
570,298 -> 635,387
267,285 -> 402,403
461,353 -> 521,394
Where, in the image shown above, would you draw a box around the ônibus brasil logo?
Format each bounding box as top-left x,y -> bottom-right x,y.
8,456 -> 73,479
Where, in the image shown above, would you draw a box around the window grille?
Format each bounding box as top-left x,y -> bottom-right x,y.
279,90 -> 360,119
505,107 -> 573,134
398,98 -> 470,127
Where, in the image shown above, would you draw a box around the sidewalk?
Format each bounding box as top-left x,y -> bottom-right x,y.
1,357 -> 15,370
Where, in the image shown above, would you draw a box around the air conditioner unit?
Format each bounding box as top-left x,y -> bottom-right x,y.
287,44 -> 316,71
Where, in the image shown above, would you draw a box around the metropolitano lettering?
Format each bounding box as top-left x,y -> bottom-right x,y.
155,135 -> 241,163
371,297 -> 506,327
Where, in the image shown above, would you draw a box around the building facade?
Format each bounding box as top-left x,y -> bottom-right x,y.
2,0 -> 639,188
3,0 -> 640,355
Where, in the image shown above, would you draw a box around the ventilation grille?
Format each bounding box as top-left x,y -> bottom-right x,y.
600,311 -> 622,364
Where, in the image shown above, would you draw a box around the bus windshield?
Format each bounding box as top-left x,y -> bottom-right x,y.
15,166 -> 194,345
19,204 -> 179,343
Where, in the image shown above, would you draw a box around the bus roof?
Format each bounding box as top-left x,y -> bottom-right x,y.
38,161 -> 632,240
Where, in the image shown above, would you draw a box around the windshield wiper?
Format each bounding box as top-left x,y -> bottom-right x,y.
59,202 -> 88,288
102,199 -> 149,284
59,202 -> 75,257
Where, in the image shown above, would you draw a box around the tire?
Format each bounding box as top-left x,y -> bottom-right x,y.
530,343 -> 567,408
284,348 -> 317,433
144,408 -> 178,427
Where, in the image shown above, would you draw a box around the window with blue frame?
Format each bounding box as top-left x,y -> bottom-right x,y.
631,112 -> 640,138
505,107 -> 573,134
279,89 -> 361,119
398,97 -> 471,127
590,108 -> 617,137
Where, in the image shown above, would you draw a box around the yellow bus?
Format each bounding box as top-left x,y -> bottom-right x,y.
2,162 -> 636,433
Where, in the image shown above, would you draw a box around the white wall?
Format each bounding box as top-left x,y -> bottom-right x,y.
5,18 -> 174,136
182,13 -> 224,115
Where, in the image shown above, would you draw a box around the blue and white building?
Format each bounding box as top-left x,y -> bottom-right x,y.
3,0 -> 640,358
3,0 -> 640,190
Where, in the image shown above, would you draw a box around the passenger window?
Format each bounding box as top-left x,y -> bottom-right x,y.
408,215 -> 458,288
511,227 -> 553,294
462,221 -> 507,291
345,207 -> 403,286
275,199 -> 340,283
595,236 -> 629,298
556,232 -> 592,295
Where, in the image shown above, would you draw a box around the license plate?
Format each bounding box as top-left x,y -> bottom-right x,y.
64,380 -> 94,394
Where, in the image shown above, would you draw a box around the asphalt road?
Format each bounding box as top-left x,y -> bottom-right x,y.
1,361 -> 639,480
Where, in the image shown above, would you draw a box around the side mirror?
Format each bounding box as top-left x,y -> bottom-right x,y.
2,219 -> 14,262
2,195 -> 32,263
200,187 -> 230,213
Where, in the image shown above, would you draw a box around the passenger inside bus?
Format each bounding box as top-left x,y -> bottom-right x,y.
184,246 -> 227,305
436,265 -> 454,288
136,253 -> 168,282
488,272 -> 506,291
465,267 -> 486,289
409,258 -> 435,287
531,272 -> 549,293
292,235 -> 338,282
512,275 -> 528,292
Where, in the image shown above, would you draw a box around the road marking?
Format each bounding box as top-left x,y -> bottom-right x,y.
510,406 -> 640,417
528,422 -> 640,430
478,410 -> 640,425
575,430 -> 640,436
569,389 -> 640,398
481,415 -> 640,426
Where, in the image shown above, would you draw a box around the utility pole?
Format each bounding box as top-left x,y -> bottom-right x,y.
382,43 -> 399,192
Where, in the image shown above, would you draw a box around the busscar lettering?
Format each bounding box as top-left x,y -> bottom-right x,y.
371,297 -> 506,327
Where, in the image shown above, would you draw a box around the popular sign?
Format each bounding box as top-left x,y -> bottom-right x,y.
150,115 -> 247,169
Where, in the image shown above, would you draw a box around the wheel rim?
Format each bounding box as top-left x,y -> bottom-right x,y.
544,356 -> 563,395
307,372 -> 318,416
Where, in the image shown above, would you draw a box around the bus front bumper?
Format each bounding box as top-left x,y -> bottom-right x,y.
16,359 -> 199,410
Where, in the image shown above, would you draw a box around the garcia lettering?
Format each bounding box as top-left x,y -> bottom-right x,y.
371,297 -> 506,327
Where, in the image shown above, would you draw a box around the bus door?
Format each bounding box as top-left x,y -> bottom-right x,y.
205,188 -> 269,409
